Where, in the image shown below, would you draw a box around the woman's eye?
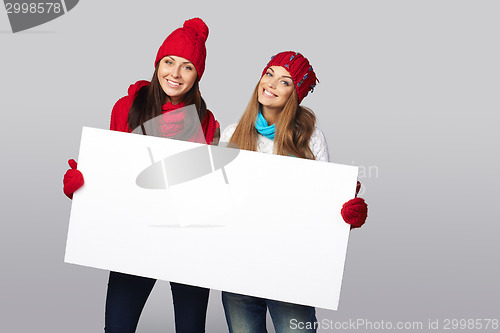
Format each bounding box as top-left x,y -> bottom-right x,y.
165,60 -> 173,65
281,80 -> 290,86
184,66 -> 193,70
265,72 -> 273,77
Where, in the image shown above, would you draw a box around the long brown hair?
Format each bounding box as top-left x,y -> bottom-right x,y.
127,65 -> 207,132
229,83 -> 316,159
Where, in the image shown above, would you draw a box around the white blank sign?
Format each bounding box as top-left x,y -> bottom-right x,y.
65,127 -> 358,310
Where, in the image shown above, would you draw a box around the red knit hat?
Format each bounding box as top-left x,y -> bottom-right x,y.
262,51 -> 318,104
155,18 -> 209,81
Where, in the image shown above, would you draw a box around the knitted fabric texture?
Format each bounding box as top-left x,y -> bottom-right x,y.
159,102 -> 206,144
110,81 -> 219,144
63,159 -> 84,199
341,198 -> 368,229
262,51 -> 318,104
154,18 -> 209,80
255,109 -> 275,140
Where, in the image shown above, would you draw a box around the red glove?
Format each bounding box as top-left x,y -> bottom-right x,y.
341,181 -> 368,229
63,159 -> 84,199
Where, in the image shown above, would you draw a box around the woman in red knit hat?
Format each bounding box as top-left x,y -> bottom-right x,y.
220,51 -> 368,333
63,18 -> 219,333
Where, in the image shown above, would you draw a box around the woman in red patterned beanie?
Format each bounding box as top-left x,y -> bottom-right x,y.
220,51 -> 368,333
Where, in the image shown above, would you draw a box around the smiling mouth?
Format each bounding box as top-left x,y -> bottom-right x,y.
262,88 -> 277,98
167,79 -> 182,88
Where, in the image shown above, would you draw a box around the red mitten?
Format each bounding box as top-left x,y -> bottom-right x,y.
341,197 -> 368,229
63,159 -> 84,199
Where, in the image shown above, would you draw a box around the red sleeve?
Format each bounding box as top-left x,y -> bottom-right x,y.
110,95 -> 133,132
110,81 -> 149,133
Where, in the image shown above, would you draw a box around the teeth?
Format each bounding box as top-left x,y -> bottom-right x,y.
167,80 -> 180,86
263,89 -> 276,97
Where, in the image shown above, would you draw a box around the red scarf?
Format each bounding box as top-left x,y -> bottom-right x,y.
159,102 -> 210,144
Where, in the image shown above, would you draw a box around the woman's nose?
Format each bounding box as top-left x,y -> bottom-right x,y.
172,66 -> 181,77
267,79 -> 276,88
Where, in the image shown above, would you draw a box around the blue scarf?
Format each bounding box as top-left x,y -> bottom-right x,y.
255,108 -> 275,140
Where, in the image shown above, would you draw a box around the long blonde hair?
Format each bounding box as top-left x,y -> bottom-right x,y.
229,83 -> 317,160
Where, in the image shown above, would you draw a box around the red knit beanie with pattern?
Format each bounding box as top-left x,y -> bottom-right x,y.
262,51 -> 318,104
155,18 -> 209,81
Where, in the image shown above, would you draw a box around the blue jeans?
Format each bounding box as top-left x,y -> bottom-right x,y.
104,271 -> 210,333
222,292 -> 317,333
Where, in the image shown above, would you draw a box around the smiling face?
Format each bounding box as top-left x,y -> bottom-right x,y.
157,55 -> 198,105
258,66 -> 295,112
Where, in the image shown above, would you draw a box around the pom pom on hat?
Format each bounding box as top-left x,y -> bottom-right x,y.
155,18 -> 209,80
183,17 -> 209,42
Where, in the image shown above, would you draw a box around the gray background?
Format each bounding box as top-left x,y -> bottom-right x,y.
1,0 -> 499,332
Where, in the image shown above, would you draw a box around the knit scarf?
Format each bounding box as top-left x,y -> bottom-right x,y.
159,102 -> 206,144
255,107 -> 275,140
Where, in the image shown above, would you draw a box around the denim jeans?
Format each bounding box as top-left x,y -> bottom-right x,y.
222,291 -> 317,333
104,271 -> 210,333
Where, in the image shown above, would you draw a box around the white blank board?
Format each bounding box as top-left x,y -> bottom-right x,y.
65,127 -> 359,310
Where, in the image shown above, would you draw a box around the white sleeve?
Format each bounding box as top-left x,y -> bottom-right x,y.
309,128 -> 330,162
220,123 -> 238,143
